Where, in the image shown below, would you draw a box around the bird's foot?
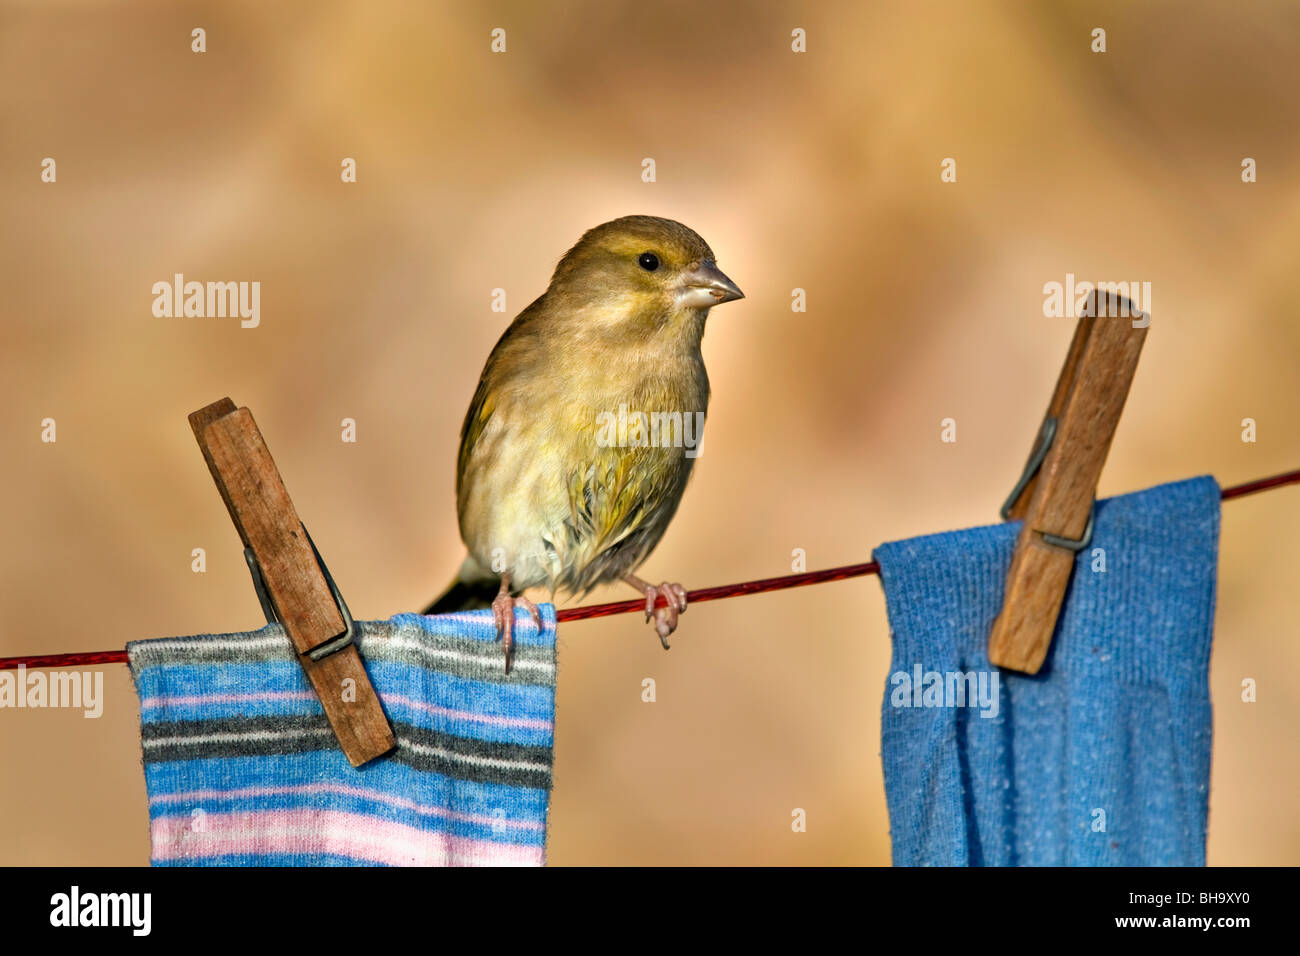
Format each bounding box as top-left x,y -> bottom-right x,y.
492,584 -> 541,675
625,575 -> 687,649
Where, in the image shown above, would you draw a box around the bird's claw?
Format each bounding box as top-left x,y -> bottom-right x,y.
492,592 -> 542,675
641,582 -> 688,649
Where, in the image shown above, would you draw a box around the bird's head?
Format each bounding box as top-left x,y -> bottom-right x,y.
547,215 -> 744,326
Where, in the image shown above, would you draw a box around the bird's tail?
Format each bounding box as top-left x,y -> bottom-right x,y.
421,557 -> 499,615
422,577 -> 497,615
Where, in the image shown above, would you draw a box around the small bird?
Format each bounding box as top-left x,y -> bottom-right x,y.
423,215 -> 744,670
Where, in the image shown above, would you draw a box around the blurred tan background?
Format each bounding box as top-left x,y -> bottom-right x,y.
2,0 -> 1297,865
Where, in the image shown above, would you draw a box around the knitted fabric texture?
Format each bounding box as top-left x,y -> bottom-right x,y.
127,608 -> 556,866
873,476 -> 1220,866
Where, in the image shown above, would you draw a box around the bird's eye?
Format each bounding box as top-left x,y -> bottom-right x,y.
638,252 -> 660,272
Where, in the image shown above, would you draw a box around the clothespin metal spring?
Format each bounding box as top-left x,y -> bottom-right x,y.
1000,415 -> 1095,551
244,524 -> 356,663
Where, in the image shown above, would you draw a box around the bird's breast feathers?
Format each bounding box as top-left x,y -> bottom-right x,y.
457,345 -> 709,594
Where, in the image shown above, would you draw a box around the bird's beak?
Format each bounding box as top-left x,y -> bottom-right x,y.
676,259 -> 745,310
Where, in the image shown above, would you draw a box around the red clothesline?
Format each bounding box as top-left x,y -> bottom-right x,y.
3,468 -> 1297,672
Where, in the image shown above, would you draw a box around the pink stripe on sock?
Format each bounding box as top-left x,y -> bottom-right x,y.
150,783 -> 545,832
382,694 -> 553,731
152,810 -> 544,867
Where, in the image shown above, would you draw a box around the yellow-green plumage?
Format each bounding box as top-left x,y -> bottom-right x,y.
427,215 -> 743,614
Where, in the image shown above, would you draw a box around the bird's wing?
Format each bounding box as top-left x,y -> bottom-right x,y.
456,374 -> 497,500
455,300 -> 547,499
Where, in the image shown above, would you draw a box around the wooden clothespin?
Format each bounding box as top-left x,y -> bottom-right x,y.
189,398 -> 396,766
989,291 -> 1148,673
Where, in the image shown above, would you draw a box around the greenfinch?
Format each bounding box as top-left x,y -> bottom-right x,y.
423,215 -> 744,670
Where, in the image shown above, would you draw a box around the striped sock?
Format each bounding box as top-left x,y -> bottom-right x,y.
128,608 -> 556,867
